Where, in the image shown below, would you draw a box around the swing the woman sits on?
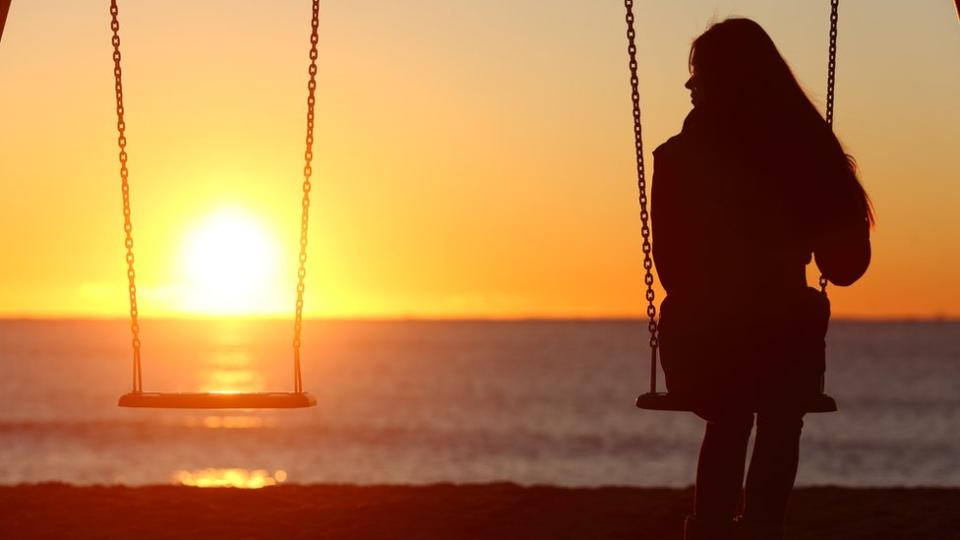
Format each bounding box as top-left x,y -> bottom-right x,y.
626,4 -> 870,416
619,6 -> 872,539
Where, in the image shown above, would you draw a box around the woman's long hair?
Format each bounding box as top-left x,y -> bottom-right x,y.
690,18 -> 873,224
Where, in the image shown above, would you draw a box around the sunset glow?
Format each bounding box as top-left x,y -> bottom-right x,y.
0,1 -> 958,319
176,208 -> 284,316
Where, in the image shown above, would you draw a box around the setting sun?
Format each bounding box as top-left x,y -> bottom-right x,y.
176,208 -> 285,315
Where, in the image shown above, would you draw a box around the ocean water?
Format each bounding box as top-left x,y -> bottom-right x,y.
0,319 -> 957,487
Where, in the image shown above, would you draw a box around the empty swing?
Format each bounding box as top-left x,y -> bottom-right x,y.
112,0 -> 320,409
625,0 -> 841,414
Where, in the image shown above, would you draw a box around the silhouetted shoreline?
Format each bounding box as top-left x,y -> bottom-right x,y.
1,484 -> 957,539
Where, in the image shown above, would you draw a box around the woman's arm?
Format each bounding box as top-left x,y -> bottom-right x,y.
815,213 -> 871,286
813,173 -> 872,286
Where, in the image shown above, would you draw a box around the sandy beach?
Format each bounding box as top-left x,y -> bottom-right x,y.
1,484 -> 957,539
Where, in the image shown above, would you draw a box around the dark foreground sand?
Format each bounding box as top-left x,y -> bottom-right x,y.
1,484 -> 957,539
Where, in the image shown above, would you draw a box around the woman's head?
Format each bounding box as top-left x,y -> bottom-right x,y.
686,18 -> 801,112
685,18 -> 873,225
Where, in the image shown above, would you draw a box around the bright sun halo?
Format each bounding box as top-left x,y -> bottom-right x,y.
178,208 -> 283,315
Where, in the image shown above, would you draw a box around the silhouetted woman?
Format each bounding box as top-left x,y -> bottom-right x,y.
651,19 -> 872,540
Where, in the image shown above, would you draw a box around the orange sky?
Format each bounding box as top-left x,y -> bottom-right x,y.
0,1 -> 958,319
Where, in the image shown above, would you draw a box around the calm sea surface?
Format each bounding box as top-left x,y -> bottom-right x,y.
0,320 -> 957,487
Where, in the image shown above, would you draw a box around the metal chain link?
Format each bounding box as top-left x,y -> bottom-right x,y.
820,0 -> 839,293
292,0 -> 320,394
110,0 -> 142,393
818,0 -> 841,393
623,0 -> 659,393
825,0 -> 839,129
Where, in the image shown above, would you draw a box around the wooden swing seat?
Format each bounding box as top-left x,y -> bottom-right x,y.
118,391 -> 316,409
635,391 -> 837,413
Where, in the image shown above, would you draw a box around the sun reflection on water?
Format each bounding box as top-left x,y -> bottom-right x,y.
180,415 -> 270,429
174,468 -> 288,488
203,415 -> 265,429
201,351 -> 264,394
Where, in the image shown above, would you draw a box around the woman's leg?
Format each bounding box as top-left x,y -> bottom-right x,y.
741,412 -> 804,537
694,413 -> 754,524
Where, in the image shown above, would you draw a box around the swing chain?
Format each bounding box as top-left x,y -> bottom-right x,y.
820,0 -> 839,293
624,0 -> 659,390
825,0 -> 839,129
292,0 -> 320,394
110,0 -> 142,393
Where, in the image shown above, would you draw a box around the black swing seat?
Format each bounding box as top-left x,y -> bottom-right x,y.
635,392 -> 837,413
118,391 -> 316,409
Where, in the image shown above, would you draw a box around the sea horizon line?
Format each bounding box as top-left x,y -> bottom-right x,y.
1,315 -> 957,324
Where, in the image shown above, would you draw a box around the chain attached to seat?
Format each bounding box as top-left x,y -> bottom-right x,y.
820,0 -> 840,293
623,0 -> 660,394
292,0 -> 320,394
109,0 -> 142,393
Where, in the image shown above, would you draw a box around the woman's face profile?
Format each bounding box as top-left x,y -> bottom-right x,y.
685,69 -> 706,108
